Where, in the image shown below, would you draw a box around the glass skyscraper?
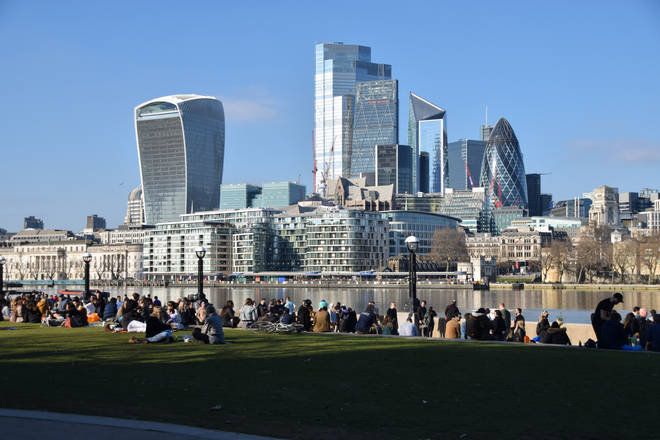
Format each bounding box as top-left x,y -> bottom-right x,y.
447,139 -> 487,191
479,118 -> 528,211
375,144 -> 412,194
135,95 -> 225,224
314,43 -> 391,193
350,79 -> 398,181
408,93 -> 447,194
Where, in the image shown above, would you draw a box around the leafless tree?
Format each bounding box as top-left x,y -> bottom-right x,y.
612,240 -> 638,284
576,225 -> 612,283
431,228 -> 469,272
639,234 -> 660,284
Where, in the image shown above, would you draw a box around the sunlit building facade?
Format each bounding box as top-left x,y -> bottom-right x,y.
314,43 -> 391,193
408,93 -> 447,194
350,79 -> 398,181
479,118 -> 528,211
135,95 -> 225,225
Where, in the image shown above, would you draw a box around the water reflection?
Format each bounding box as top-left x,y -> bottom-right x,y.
45,285 -> 660,324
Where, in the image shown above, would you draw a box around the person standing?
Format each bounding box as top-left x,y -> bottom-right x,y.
512,308 -> 525,329
445,299 -> 459,320
591,293 -> 624,342
491,310 -> 507,341
499,303 -> 511,330
424,306 -> 437,337
415,300 -> 427,335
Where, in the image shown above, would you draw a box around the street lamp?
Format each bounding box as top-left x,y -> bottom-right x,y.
0,256 -> 6,293
82,253 -> 92,300
405,235 -> 419,315
195,246 -> 206,296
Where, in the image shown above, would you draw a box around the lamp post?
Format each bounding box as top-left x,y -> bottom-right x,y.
405,235 -> 419,315
195,246 -> 206,296
82,253 -> 92,300
0,256 -> 6,293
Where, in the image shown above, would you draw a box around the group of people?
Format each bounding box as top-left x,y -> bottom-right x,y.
590,293 -> 660,351
2,290 -> 660,351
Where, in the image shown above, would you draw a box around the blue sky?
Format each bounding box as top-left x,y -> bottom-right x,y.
1,0 -> 659,231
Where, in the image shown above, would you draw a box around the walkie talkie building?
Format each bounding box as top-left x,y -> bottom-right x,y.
479,118 -> 528,210
135,95 -> 225,225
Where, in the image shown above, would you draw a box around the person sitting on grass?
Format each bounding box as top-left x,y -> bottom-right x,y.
192,305 -> 225,344
280,306 -> 295,325
599,311 -> 625,350
239,298 -> 258,328
541,320 -> 571,345
536,311 -> 550,339
313,301 -> 331,332
445,314 -> 461,339
645,315 -> 660,352
25,300 -> 42,324
129,305 -> 175,344
297,299 -> 313,331
355,304 -> 378,335
508,319 -> 526,343
220,300 -> 239,328
103,297 -> 118,322
178,299 -> 196,326
381,314 -> 396,335
398,317 -> 418,337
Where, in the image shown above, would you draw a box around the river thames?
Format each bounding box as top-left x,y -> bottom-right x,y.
44,285 -> 659,324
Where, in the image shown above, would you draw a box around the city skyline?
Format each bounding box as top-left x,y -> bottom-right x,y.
1,1 -> 659,231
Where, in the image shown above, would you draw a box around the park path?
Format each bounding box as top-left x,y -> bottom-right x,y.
0,408 -> 279,440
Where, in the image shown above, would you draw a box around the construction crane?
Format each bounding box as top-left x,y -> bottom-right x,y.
464,163 -> 475,189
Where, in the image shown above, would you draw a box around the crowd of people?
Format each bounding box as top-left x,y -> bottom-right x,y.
1,290 -> 659,351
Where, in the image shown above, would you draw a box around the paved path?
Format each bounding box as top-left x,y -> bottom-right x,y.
0,409 -> 279,440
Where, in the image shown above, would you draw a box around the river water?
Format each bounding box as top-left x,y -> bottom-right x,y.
42,285 -> 660,324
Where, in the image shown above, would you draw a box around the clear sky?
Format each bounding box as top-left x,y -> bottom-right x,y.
1,0 -> 659,231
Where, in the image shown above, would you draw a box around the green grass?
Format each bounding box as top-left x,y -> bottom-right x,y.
0,321 -> 657,440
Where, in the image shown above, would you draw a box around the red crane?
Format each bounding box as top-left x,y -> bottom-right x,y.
464,163 -> 474,189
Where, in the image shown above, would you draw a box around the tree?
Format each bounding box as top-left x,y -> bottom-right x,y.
431,228 -> 469,272
639,234 -> 660,284
576,225 -> 612,283
612,240 -> 638,284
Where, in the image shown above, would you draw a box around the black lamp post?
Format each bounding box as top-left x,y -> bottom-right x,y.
195,246 -> 206,296
0,256 -> 6,293
82,252 -> 92,300
405,235 -> 419,314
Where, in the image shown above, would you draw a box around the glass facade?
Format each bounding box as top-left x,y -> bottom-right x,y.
407,93 -> 447,194
419,152 -> 430,193
220,182 -> 306,210
492,206 -> 527,235
375,144 -> 412,195
220,184 -> 262,210
314,43 -> 391,193
526,173 -> 541,216
381,210 -> 458,256
479,118 -> 528,211
136,95 -> 224,225
447,139 -> 486,191
350,80 -> 398,179
438,187 -> 489,233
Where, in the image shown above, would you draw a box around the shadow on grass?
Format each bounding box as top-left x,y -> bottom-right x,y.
0,322 -> 657,440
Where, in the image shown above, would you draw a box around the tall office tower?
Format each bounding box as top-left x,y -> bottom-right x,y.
24,216 -> 44,230
540,194 -> 553,216
135,95 -> 225,224
350,79 -> 398,181
480,124 -> 493,141
124,186 -> 145,226
447,139 -> 487,191
408,93 -> 447,194
526,173 -> 542,216
375,144 -> 412,195
419,152 -> 430,193
86,215 -> 106,232
479,118 -> 528,210
314,43 -> 391,193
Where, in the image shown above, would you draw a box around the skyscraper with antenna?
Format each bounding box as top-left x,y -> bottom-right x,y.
480,106 -> 493,141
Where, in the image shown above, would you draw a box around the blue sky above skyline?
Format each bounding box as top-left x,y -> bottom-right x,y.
1,0 -> 659,231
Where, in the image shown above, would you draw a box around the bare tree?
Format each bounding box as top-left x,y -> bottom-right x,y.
613,240 -> 638,284
431,228 -> 469,272
576,225 -> 612,283
639,234 -> 660,284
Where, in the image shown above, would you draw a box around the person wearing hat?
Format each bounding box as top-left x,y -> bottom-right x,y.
591,293 -> 623,343
192,304 -> 225,344
313,300 -> 331,332
444,299 -> 460,321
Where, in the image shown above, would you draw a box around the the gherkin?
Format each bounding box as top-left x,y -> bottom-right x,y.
479,118 -> 528,210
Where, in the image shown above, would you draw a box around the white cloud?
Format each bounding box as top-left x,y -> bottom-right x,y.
566,139 -> 660,164
218,87 -> 279,123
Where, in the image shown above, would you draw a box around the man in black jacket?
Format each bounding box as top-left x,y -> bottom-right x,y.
591,293 -> 623,342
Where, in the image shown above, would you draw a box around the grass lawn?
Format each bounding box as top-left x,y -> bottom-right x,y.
0,321 -> 658,440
